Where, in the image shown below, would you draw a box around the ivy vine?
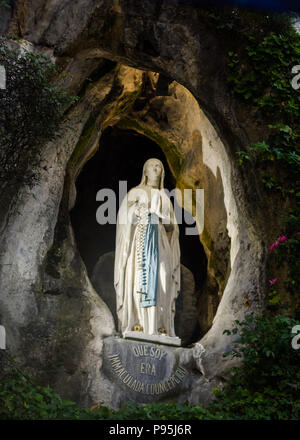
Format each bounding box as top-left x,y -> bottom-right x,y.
199,8 -> 300,314
0,38 -> 77,190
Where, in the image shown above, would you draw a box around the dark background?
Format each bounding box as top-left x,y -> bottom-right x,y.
70,126 -> 207,290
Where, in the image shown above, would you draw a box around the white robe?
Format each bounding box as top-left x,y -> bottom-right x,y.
114,185 -> 180,336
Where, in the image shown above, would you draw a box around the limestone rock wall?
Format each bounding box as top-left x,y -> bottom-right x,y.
0,0 -> 283,407
0,57 -> 118,406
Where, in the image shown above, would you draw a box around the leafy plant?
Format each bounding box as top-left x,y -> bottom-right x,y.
267,230 -> 300,315
0,354 -> 214,420
200,9 -> 300,312
224,16 -> 300,192
213,314 -> 300,419
0,353 -> 115,420
0,38 -> 77,190
1,314 -> 299,420
0,0 -> 11,9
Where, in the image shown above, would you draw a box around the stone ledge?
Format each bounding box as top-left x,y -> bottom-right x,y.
123,331 -> 181,346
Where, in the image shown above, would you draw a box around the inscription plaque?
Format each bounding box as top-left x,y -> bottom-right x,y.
102,336 -> 193,403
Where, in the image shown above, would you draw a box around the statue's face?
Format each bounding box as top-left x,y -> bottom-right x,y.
145,160 -> 162,182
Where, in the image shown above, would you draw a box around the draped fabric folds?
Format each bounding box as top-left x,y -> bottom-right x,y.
114,181 -> 181,337
138,213 -> 159,308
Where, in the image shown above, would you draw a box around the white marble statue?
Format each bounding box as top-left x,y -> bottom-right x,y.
114,158 -> 181,343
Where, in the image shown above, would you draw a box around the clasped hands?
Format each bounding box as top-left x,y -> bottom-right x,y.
133,202 -> 173,231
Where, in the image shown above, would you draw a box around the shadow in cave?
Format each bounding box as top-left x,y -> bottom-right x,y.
70,126 -> 207,345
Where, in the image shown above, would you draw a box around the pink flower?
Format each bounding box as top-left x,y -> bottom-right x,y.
269,242 -> 279,252
269,278 -> 278,286
293,232 -> 300,237
277,235 -> 287,243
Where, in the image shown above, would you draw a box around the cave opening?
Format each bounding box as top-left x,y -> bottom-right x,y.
70,125 -> 208,345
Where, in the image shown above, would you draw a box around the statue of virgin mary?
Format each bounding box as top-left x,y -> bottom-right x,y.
114,158 -> 181,342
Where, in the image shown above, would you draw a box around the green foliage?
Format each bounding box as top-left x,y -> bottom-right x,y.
221,13 -> 300,196
267,231 -> 300,315
0,357 -> 77,420
229,28 -> 300,194
0,38 -> 77,189
0,354 -> 114,420
1,314 -> 299,420
98,401 -> 216,420
0,0 -> 11,9
0,354 -> 214,420
200,9 -> 300,310
212,314 -> 300,419
201,9 -> 300,195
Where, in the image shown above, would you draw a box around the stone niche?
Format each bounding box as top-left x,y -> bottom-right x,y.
0,38 -> 266,409
70,125 -> 207,346
65,66 -> 240,407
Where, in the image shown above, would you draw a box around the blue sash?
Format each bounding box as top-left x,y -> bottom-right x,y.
138,213 -> 159,307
